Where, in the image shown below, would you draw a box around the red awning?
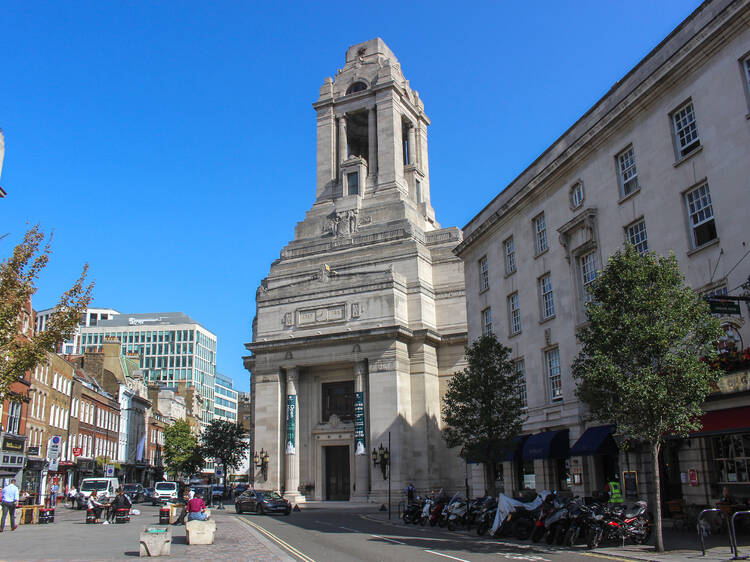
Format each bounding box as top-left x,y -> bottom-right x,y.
693,406 -> 750,435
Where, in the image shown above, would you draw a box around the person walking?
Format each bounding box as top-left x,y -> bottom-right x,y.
1,479 -> 20,531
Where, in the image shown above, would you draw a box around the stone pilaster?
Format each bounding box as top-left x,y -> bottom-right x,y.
407,123 -> 417,166
284,368 -> 305,504
367,107 -> 377,183
352,360 -> 369,501
338,115 -> 348,174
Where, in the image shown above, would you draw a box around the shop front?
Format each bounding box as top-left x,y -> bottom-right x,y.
0,433 -> 27,486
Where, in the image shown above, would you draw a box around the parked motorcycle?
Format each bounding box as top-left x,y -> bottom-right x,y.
402,497 -> 423,524
530,493 -> 559,543
587,501 -> 651,548
475,497 -> 497,536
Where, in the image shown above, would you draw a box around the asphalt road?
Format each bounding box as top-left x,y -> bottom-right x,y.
232,504 -> 635,562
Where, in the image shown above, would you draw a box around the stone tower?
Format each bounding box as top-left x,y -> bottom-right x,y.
244,38 -> 467,503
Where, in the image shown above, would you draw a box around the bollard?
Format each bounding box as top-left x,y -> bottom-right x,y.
159,506 -> 170,525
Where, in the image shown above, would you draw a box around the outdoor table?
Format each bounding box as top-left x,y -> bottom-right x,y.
19,504 -> 43,525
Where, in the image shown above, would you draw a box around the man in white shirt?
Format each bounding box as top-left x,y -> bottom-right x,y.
1,479 -> 20,531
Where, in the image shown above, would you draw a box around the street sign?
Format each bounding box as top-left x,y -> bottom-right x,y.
708,299 -> 742,315
49,458 -> 59,471
216,469 -> 223,476
105,465 -> 115,476
72,447 -> 82,457
48,436 -> 61,460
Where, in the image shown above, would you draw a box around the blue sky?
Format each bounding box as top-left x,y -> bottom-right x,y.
1,1 -> 702,392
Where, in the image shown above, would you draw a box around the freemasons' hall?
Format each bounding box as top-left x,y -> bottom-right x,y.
244,38 -> 468,503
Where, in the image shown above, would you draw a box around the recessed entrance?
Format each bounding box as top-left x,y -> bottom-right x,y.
325,445 -> 350,500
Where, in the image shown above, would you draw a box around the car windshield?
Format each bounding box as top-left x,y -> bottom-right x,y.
155,483 -> 176,491
81,481 -> 108,491
123,485 -> 138,491
258,491 -> 282,500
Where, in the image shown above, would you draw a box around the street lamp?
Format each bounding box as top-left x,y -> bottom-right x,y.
254,449 -> 269,481
371,433 -> 392,520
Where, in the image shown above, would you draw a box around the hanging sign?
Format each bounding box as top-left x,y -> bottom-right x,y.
689,469 -> 699,486
285,395 -> 296,455
354,392 -> 366,455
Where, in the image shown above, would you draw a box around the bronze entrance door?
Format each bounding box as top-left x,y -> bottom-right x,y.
325,445 -> 350,500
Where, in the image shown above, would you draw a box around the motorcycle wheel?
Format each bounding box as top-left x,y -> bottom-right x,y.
563,524 -> 579,547
402,513 -> 410,524
438,516 -> 448,528
513,518 -> 534,541
420,516 -> 427,526
531,524 -> 545,543
554,524 -> 567,545
477,521 -> 488,536
429,518 -> 437,527
545,526 -> 556,545
632,516 -> 652,545
447,519 -> 456,531
587,527 -> 602,549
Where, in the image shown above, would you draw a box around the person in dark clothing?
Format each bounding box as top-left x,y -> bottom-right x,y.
107,488 -> 132,523
172,491 -> 190,526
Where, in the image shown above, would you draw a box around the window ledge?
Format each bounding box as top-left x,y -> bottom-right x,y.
687,238 -> 720,256
479,287 -> 490,295
504,269 -> 517,279
539,315 -> 556,325
673,145 -> 703,168
509,330 -> 522,339
534,248 -> 549,259
618,188 -> 641,205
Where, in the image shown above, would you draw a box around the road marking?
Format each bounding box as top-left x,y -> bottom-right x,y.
339,526 -> 358,532
314,519 -> 335,526
424,551 -> 471,562
370,533 -> 406,545
579,554 -> 638,561
239,517 -> 316,562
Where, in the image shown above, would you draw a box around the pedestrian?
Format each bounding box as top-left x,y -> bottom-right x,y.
87,492 -> 106,523
67,486 -> 77,508
0,479 -> 19,531
107,488 -> 132,523
49,482 -> 59,507
186,491 -> 207,521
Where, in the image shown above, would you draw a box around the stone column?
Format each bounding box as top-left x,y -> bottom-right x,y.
407,123 -> 416,166
338,115 -> 348,167
352,360 -> 369,501
367,107 -> 377,180
284,368 -> 304,504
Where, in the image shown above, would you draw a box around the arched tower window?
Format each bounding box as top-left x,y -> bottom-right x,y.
346,81 -> 367,95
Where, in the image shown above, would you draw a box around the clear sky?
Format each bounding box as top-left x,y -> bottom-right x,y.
1,1 -> 702,392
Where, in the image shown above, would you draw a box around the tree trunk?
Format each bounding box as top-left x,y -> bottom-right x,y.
484,462 -> 497,497
651,441 -> 664,552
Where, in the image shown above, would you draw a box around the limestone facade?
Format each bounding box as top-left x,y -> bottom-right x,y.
245,38 -> 467,502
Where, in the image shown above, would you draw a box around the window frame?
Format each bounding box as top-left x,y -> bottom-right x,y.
545,347 -> 563,403
684,182 -> 717,249
508,292 -> 521,336
503,237 -> 516,275
671,100 -> 701,160
533,212 -> 548,255
481,307 -> 493,336
538,273 -> 555,320
569,182 -> 584,209
478,256 -> 489,292
616,145 -> 640,198
578,251 -> 598,303
626,218 -> 649,255
515,359 -> 527,409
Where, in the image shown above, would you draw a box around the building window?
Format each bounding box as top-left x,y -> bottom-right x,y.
685,183 -> 717,248
322,381 -> 354,423
672,101 -> 700,158
479,256 -> 489,291
579,251 -> 598,302
508,293 -> 521,335
7,402 -> 22,434
570,182 -> 584,209
712,433 -> 750,483
617,146 -> 639,197
347,172 -> 359,196
626,219 -> 649,255
539,274 -> 555,320
546,347 -> 563,402
481,307 -> 493,336
504,237 -> 516,275
533,213 -> 548,255
515,360 -> 527,409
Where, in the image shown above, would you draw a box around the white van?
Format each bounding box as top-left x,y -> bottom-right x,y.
80,477 -> 120,503
153,481 -> 179,504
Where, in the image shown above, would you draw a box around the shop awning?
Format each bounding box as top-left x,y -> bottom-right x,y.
569,425 -> 618,456
522,429 -> 569,460
465,436 -> 527,463
692,406 -> 750,436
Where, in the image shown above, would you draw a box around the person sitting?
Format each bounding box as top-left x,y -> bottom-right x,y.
87,492 -> 106,523
107,488 -> 132,523
172,491 -> 190,526
186,492 -> 207,521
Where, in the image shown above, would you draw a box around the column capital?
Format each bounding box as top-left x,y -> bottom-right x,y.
285,368 -> 299,387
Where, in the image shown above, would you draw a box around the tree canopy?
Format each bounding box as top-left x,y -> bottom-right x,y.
163,419 -> 203,480
201,419 -> 250,480
442,333 -> 525,494
572,245 -> 723,551
0,226 -> 92,398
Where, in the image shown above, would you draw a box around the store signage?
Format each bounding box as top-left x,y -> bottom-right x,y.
2,436 -> 25,452
27,446 -> 40,456
354,391 -> 366,455
709,299 -> 741,315
285,395 -> 296,455
72,447 -> 82,457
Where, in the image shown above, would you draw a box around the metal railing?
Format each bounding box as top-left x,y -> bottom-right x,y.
729,510 -> 749,561
697,508 -> 749,559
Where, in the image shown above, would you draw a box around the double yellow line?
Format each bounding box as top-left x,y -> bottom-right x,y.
239,516 -> 316,562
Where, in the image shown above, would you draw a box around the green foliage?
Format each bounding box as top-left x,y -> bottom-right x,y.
572,246 -> 723,443
0,226 -> 93,398
442,333 -> 525,465
201,419 -> 250,476
164,419 -> 203,480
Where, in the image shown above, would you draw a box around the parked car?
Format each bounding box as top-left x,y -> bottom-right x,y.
232,484 -> 249,498
79,477 -> 120,505
123,483 -> 145,503
235,490 -> 291,515
143,487 -> 155,503
152,481 -> 179,505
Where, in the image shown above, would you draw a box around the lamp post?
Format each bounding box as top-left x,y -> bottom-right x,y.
253,449 -> 269,482
371,431 -> 391,519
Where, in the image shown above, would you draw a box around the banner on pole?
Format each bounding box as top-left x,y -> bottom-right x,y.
285,395 -> 296,454
354,391 -> 366,455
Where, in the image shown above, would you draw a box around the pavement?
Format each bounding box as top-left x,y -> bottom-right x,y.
0,501 -> 293,561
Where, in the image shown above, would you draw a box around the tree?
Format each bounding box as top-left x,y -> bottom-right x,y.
0,226 -> 93,398
164,419 -> 203,481
201,419 -> 250,494
572,245 -> 723,552
442,333 -> 525,496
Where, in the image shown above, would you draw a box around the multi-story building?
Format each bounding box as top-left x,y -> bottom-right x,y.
455,0 -> 750,505
214,373 -> 238,423
148,384 -> 187,425
35,307 -> 120,355
78,312 -> 216,425
146,410 -> 165,484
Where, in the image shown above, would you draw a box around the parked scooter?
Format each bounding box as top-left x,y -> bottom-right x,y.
586,501 -> 651,548
475,497 -> 497,536
402,496 -> 424,524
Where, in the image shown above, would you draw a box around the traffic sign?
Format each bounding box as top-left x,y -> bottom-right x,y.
48,436 -> 61,460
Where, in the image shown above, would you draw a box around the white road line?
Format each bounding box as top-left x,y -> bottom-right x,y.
424,551 -> 471,562
339,526 -> 358,532
370,533 -> 406,545
314,519 -> 335,526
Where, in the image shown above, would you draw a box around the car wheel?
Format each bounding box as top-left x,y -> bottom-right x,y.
256,504 -> 264,516
284,509 -> 291,516
235,504 -> 243,514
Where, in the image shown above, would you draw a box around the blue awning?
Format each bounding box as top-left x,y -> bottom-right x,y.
569,425 -> 618,457
501,436 -> 528,462
522,429 -> 569,460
